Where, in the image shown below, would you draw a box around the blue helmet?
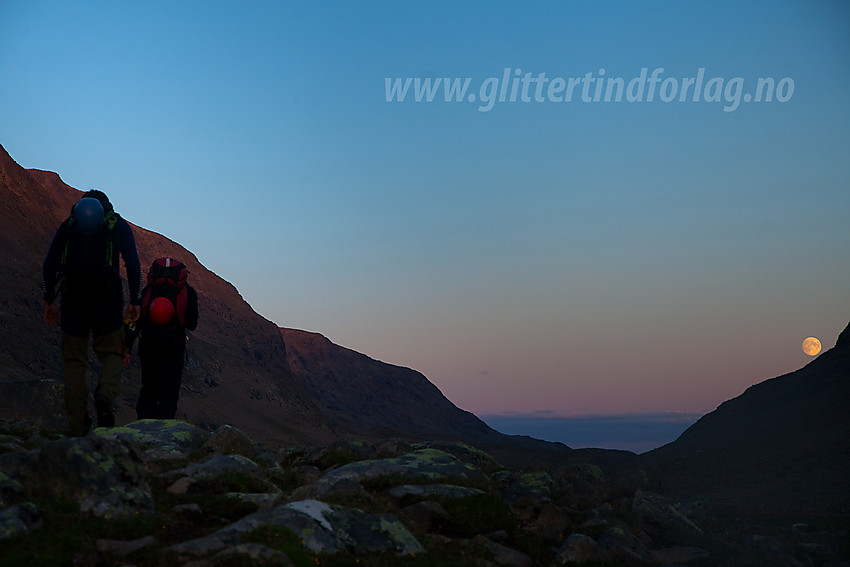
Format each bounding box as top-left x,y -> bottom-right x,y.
73,197 -> 105,235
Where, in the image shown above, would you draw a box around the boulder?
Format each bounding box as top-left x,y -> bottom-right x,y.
503,470 -> 559,508
171,499 -> 424,559
553,532 -> 598,565
166,454 -> 278,495
388,483 -> 486,501
597,524 -> 652,566
297,448 -> 487,498
472,534 -> 533,567
94,419 -> 208,462
415,441 -> 504,473
631,490 -> 703,537
0,502 -> 41,540
204,424 -> 275,466
0,434 -> 153,518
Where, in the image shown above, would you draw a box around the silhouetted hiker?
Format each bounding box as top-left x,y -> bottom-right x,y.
43,190 -> 143,435
124,257 -> 198,420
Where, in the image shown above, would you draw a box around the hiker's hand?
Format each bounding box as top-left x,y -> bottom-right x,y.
44,302 -> 58,328
125,304 -> 140,322
122,353 -> 131,367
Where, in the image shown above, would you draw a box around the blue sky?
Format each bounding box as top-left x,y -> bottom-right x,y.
2,2 -> 849,432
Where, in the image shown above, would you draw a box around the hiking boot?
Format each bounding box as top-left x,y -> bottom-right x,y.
69,414 -> 93,437
95,398 -> 115,428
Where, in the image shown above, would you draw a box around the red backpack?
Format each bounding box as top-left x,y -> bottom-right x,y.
141,258 -> 189,326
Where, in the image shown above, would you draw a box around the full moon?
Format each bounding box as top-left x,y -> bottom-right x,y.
802,336 -> 822,356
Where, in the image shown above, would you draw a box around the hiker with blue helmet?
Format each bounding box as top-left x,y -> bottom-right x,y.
43,190 -> 143,436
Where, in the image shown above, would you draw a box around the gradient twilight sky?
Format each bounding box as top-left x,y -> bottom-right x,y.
2,1 -> 849,421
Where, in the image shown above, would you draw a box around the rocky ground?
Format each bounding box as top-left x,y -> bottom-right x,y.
1,419 -> 848,567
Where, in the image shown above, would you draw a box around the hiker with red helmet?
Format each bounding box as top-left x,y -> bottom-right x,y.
42,190 -> 143,435
124,257 -> 198,419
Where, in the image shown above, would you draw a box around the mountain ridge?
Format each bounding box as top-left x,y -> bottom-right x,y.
0,142 -> 570,460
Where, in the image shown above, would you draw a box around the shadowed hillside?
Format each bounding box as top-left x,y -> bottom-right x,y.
0,143 -> 571,457
639,321 -> 850,515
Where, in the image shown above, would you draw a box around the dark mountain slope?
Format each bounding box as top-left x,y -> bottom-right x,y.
0,143 -> 326,445
639,321 -> 850,515
281,327 -> 530,444
0,143 -> 581,461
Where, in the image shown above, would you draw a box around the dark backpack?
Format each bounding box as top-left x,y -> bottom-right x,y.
141,258 -> 189,328
59,208 -> 119,291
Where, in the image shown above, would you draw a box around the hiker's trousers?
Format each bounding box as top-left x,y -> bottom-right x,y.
62,329 -> 123,436
136,336 -> 186,420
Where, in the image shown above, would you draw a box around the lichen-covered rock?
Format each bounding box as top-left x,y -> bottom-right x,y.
388,483 -> 486,501
1,435 -> 153,518
94,419 -> 208,462
597,523 -> 652,566
166,454 -> 277,495
287,440 -> 379,470
171,499 -> 424,559
0,502 -> 41,540
504,470 -> 559,508
204,424 -> 275,466
414,441 -> 504,473
472,534 -> 533,567
555,462 -> 610,508
301,448 -> 488,498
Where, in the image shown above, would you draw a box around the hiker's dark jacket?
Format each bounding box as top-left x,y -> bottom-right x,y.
43,214 -> 143,337
42,214 -> 143,306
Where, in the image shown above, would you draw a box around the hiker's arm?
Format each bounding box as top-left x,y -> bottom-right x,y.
121,319 -> 141,366
44,302 -> 58,327
42,226 -> 64,305
117,220 -> 143,306
184,286 -> 199,331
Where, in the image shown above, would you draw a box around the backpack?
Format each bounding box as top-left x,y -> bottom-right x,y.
59,208 -> 119,291
141,258 -> 189,328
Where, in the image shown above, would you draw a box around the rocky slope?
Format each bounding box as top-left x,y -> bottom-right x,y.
3,419 -> 846,566
0,142 -> 552,453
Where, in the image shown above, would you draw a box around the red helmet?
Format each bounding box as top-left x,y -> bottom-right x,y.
149,297 -> 175,325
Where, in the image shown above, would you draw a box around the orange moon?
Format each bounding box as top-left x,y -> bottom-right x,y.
802,337 -> 822,356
